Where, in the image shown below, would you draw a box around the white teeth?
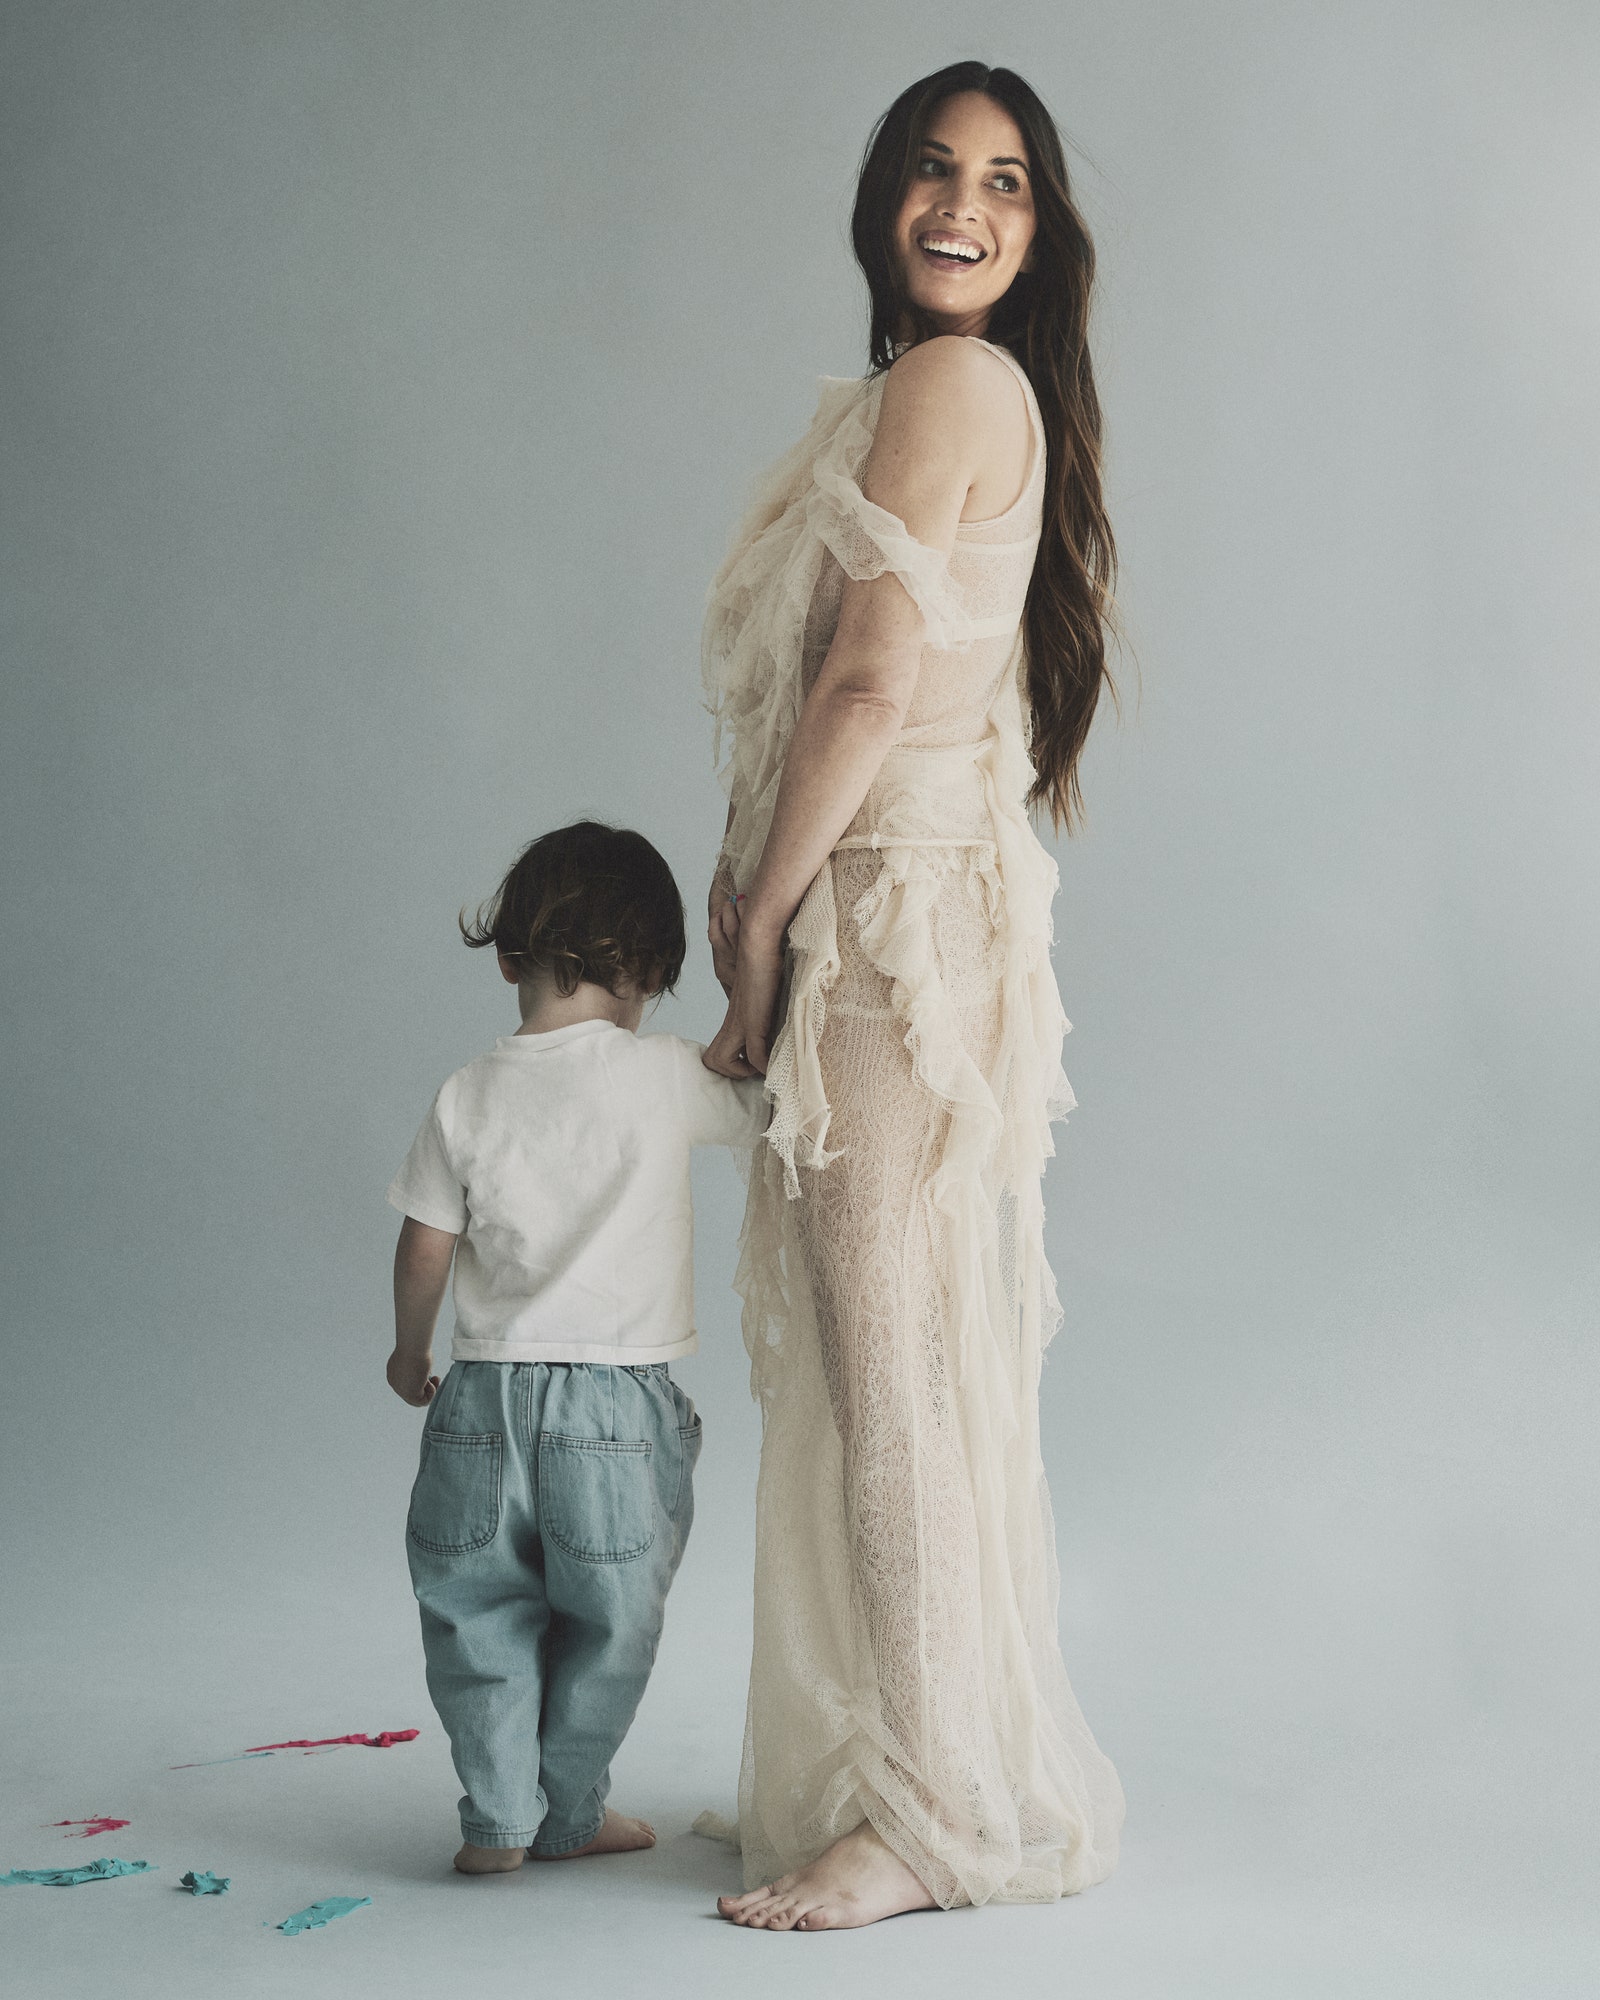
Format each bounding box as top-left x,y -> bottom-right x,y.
922,236 -> 982,263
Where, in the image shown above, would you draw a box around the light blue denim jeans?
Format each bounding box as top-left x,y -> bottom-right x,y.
405,1360 -> 701,1851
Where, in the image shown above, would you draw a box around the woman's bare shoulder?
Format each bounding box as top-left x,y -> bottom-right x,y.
876,337 -> 1029,515
884,331 -> 1019,398
880,336 -> 1028,450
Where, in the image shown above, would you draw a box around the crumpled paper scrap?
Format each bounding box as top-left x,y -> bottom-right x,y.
2,1858 -> 155,1887
277,1894 -> 372,1933
179,1870 -> 230,1895
48,1818 -> 130,1839
246,1731 -> 419,1752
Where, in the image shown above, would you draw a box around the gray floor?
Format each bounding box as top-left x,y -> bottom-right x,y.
5,1605 -> 1594,2000
8,1255 -> 1598,2000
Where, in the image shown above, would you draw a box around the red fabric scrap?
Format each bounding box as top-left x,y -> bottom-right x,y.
243,1730 -> 419,1752
48,1819 -> 131,1839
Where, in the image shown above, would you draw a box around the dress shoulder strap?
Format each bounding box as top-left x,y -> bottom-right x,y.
957,339 -> 1047,532
969,339 -> 1045,460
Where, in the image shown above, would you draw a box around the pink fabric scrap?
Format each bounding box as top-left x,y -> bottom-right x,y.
48,1819 -> 130,1839
243,1730 -> 420,1753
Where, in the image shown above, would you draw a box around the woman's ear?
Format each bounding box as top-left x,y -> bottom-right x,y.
496,951 -> 521,986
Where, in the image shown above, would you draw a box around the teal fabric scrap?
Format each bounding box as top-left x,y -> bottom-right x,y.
179,1870 -> 230,1895
2,1857 -> 155,1887
278,1894 -> 372,1934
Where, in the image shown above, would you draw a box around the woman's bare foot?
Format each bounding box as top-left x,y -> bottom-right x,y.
717,1821 -> 937,1930
453,1841 -> 525,1875
529,1808 -> 656,1861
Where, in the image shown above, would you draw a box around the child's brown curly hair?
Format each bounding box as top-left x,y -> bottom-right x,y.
460,821 -> 686,999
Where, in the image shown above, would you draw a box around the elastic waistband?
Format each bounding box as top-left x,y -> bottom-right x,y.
455,1358 -> 671,1379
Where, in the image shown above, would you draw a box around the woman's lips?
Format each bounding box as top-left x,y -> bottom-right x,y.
917,234 -> 987,273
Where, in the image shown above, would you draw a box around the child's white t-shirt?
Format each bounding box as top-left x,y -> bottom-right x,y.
388,1022 -> 767,1365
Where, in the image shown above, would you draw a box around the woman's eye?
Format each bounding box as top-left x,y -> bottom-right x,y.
992,173 -> 1021,194
917,156 -> 947,177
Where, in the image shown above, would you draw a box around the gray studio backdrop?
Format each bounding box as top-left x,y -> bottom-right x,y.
3,0 -> 1596,1966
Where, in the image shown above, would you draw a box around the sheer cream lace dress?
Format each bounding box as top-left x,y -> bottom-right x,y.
703,339 -> 1124,1908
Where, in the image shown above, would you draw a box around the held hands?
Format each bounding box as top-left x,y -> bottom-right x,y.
387,1346 -> 440,1408
703,912 -> 784,1079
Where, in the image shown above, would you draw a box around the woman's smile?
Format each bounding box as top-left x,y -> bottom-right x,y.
892,91 -> 1037,337
916,230 -> 987,271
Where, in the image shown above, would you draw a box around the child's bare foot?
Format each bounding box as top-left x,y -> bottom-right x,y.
717,1821 -> 936,1930
530,1808 -> 656,1860
453,1841 -> 525,1875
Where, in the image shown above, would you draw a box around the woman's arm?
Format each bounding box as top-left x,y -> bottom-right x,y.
703,339 -> 1027,1077
708,798 -> 740,994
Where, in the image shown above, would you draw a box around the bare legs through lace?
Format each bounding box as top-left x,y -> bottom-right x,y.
793,850 -> 1012,1893
733,844 -> 1124,1907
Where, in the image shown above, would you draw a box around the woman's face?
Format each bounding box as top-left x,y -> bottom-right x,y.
892,91 -> 1037,340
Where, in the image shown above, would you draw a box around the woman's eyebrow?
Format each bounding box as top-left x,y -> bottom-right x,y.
920,138 -> 1029,172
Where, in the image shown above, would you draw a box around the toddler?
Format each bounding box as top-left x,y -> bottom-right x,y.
386,820 -> 765,1874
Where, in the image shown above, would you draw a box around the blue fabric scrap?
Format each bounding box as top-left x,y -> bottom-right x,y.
179,1870 -> 230,1895
277,1894 -> 372,1933
2,1857 -> 155,1887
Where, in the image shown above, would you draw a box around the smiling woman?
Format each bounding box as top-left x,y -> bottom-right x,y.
896,105 -> 1039,329
702,62 -> 1124,1932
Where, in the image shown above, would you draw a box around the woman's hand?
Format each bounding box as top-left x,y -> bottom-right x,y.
708,878 -> 742,996
703,918 -> 784,1078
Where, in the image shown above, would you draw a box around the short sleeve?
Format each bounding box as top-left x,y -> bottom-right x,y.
386,1095 -> 468,1233
667,1038 -> 769,1148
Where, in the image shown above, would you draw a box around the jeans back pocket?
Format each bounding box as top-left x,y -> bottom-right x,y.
407,1430 -> 502,1555
538,1433 -> 656,1564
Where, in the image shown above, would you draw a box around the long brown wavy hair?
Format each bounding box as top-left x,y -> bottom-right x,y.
852,62 -> 1116,829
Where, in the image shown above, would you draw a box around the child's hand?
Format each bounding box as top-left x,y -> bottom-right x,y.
387,1347 -> 440,1407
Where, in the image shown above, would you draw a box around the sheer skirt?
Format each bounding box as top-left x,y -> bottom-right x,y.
732,847 -> 1124,1908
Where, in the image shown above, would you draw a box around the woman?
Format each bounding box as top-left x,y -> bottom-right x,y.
701,62 -> 1125,1930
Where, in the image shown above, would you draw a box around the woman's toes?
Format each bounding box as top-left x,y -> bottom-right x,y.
724,1883 -> 778,1916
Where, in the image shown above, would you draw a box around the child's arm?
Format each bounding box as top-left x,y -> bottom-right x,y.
387,1216 -> 459,1406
